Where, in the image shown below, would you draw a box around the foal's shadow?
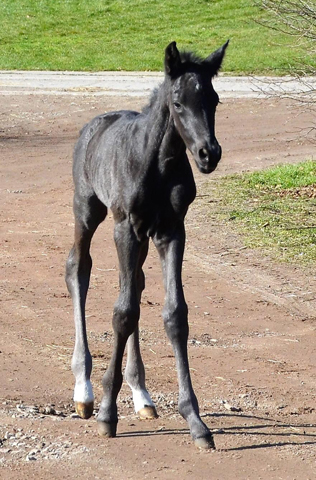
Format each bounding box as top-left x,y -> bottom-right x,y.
118,412 -> 316,451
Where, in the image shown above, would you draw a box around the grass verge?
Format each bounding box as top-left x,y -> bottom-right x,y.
208,161 -> 316,265
0,0 -> 314,73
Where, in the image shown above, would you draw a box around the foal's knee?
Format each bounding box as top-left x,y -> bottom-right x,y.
113,304 -> 140,338
163,302 -> 189,343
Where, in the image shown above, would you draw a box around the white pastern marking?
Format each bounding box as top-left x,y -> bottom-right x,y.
73,380 -> 94,403
131,388 -> 155,413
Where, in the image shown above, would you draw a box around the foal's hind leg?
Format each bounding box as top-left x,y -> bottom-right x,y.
126,327 -> 158,419
66,193 -> 107,419
125,240 -> 157,419
98,220 -> 143,437
153,224 -> 215,449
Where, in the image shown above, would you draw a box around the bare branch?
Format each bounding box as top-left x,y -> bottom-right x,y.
257,0 -> 316,38
256,0 -> 316,143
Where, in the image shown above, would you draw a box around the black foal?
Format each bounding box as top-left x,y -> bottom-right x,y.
66,40 -> 228,449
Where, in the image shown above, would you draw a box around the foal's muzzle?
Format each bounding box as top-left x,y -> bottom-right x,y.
196,143 -> 222,174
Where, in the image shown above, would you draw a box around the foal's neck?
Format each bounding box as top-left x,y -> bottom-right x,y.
144,82 -> 185,168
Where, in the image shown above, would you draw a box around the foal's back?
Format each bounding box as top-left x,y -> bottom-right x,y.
73,109 -> 143,204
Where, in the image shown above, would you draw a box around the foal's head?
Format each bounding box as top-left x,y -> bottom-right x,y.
165,41 -> 228,174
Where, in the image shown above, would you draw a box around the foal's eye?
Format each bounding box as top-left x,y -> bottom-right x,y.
173,102 -> 182,110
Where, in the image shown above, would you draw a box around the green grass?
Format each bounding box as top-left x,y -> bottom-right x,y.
0,0 -> 314,72
209,161 -> 316,265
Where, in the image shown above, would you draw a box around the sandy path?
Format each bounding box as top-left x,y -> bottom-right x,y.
0,92 -> 315,479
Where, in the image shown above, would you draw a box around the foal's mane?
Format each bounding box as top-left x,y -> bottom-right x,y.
142,50 -> 205,115
142,87 -> 161,115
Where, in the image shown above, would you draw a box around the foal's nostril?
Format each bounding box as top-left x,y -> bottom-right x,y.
199,148 -> 209,161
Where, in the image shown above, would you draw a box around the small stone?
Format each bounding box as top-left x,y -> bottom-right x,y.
2,448 -> 12,454
36,442 -> 45,449
26,455 -> 37,462
222,400 -> 242,412
44,406 -> 56,415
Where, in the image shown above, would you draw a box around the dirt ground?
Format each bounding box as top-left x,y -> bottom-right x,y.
0,93 -> 315,480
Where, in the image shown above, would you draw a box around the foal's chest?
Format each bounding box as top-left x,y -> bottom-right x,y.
120,176 -> 196,239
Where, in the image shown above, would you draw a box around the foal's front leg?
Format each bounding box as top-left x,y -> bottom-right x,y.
97,220 -> 143,437
153,224 -> 215,449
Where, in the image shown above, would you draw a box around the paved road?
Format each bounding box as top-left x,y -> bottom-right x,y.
0,71 -> 315,98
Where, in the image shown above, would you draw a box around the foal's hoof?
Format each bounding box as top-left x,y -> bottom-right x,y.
97,421 -> 117,438
138,406 -> 158,420
194,434 -> 216,450
75,401 -> 94,419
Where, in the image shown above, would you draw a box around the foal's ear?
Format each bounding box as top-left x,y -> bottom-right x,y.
204,40 -> 229,77
165,41 -> 181,77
